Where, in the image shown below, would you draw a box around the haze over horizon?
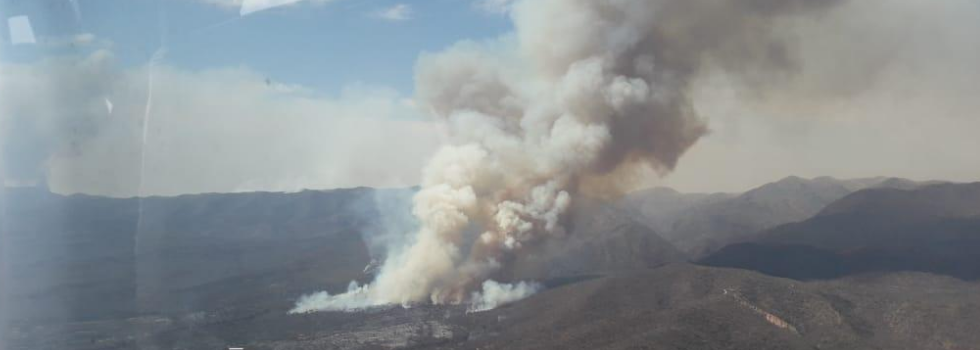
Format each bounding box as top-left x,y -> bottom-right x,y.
3,2 -> 980,348
2,0 -> 979,196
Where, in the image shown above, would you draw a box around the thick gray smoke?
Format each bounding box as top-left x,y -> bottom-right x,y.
292,0 -> 845,312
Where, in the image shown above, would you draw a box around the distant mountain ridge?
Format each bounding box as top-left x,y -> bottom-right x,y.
817,182 -> 980,219
623,176 -> 932,257
1,187 -> 395,323
702,182 -> 980,280
1,185 -> 686,325
4,177 -> 980,349
2,175 -> 940,324
509,198 -> 688,280
620,186 -> 734,238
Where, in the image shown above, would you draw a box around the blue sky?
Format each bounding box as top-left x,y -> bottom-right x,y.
2,0 -> 512,94
3,0 -> 980,195
0,0 -> 518,195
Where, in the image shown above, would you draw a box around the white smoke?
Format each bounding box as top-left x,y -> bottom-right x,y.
292,0 -> 849,312
468,280 -> 542,313
290,281 -> 376,314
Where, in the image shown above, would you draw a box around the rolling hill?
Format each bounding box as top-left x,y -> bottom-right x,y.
624,176 -> 932,257
454,264 -> 980,350
4,179 -> 978,349
701,182 -> 980,280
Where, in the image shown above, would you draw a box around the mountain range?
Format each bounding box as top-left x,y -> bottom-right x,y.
622,176 -> 933,257
702,182 -> 980,280
2,176 -> 978,349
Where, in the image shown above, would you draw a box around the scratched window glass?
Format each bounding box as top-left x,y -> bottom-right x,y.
3,1 -> 980,349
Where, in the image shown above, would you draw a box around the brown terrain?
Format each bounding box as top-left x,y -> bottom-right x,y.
3,178 -> 979,349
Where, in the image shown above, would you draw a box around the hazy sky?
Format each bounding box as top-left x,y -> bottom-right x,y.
1,0 -> 979,196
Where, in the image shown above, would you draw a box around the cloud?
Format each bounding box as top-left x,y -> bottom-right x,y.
373,4 -> 412,21
196,0 -> 337,15
7,16 -> 37,45
37,33 -> 112,49
0,50 -> 445,197
473,0 -> 515,15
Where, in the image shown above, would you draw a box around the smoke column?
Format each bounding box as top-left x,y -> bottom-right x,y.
292,0 -> 843,312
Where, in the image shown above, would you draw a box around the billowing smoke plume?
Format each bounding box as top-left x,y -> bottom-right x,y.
293,0 -> 844,312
